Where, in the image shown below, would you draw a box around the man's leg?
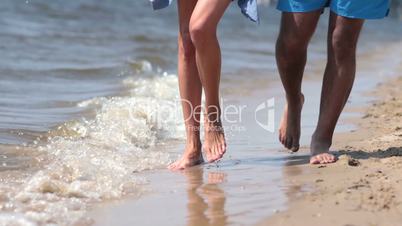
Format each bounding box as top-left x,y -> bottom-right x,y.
189,0 -> 232,163
168,0 -> 203,170
310,12 -> 364,164
276,11 -> 321,152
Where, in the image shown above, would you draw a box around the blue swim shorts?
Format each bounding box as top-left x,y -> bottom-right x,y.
277,0 -> 390,19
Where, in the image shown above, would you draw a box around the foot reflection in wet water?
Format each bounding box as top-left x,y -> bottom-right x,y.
183,167 -> 228,226
282,152 -> 315,202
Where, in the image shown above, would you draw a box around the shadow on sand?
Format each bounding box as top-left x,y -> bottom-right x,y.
283,146 -> 402,166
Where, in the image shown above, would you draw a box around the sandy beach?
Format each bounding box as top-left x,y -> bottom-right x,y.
262,66 -> 402,225
0,2 -> 401,225
89,39 -> 402,225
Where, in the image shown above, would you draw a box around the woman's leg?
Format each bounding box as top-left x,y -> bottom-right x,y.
189,0 -> 231,163
168,0 -> 203,170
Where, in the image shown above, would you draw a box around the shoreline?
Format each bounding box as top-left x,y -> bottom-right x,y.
87,42 -> 402,226
261,72 -> 402,225
0,2 -> 401,225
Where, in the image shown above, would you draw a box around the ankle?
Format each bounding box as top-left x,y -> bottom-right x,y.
185,130 -> 201,144
286,93 -> 304,105
204,105 -> 221,123
204,118 -> 224,133
186,136 -> 201,144
184,140 -> 202,156
312,132 -> 332,147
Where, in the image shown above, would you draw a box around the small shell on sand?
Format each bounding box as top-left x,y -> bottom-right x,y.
338,155 -> 360,167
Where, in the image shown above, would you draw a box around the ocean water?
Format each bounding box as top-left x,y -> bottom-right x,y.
0,0 -> 401,225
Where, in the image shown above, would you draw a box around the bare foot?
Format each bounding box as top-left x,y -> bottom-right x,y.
310,135 -> 337,164
168,142 -> 204,170
203,120 -> 226,163
279,94 -> 304,152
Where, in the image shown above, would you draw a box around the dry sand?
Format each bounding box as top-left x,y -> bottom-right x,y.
260,75 -> 402,226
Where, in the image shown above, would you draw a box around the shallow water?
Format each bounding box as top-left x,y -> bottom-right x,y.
0,0 -> 402,225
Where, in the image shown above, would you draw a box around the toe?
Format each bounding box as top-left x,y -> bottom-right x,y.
221,143 -> 226,154
310,156 -> 319,164
320,158 -> 326,164
311,154 -> 328,164
176,164 -> 185,171
311,153 -> 337,164
329,154 -> 337,163
291,142 -> 300,152
204,147 -> 212,162
215,147 -> 222,159
167,162 -> 176,170
279,132 -> 286,146
317,155 -> 324,164
319,153 -> 334,164
217,143 -> 224,155
322,155 -> 329,163
327,154 -> 335,163
286,138 -> 293,150
217,150 -> 223,159
168,162 -> 178,170
210,147 -> 218,162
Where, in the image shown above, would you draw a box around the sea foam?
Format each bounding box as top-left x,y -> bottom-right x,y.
1,66 -> 184,225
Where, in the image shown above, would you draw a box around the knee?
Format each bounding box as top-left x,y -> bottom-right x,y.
189,20 -> 214,48
277,34 -> 309,58
331,29 -> 357,62
179,29 -> 195,61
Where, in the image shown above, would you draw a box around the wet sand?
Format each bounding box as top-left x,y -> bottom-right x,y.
89,40 -> 402,226
261,66 -> 402,225
88,86 -> 292,226
0,2 -> 401,225
83,46 -> 402,226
